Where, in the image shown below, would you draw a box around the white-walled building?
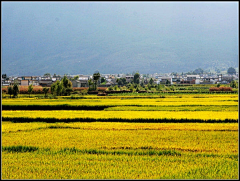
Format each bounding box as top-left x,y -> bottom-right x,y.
187,75 -> 200,84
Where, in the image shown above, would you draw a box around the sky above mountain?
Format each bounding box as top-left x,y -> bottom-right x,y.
2,1 -> 238,76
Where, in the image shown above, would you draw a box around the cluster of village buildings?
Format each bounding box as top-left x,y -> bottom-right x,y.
1,72 -> 238,88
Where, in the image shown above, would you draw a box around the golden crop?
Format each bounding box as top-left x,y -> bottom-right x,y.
2,110 -> 238,121
2,124 -> 238,154
2,151 -> 238,179
1,94 -> 239,179
2,122 -> 238,179
2,122 -> 238,133
2,94 -> 238,107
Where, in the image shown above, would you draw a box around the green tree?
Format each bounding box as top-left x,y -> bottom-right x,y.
129,84 -> 134,92
227,67 -> 236,75
101,77 -> 106,83
117,79 -> 123,86
88,78 -> 94,91
122,78 -> 127,85
149,78 -> 154,86
216,83 -> 221,88
230,80 -> 237,88
157,84 -> 165,91
170,85 -> 175,91
122,86 -> 127,90
113,85 -> 119,91
51,83 -> 57,95
136,85 -> 141,92
133,72 -> 140,84
44,73 -> 51,78
56,80 -> 63,96
73,75 -> 79,80
65,79 -> 73,96
43,87 -> 49,98
65,87 -> 73,96
166,79 -> 171,85
107,85 -> 113,91
2,74 -> 7,79
50,79 -> 69,96
28,84 -> 33,98
58,75 -> 73,95
62,75 -> 69,88
117,78 -> 127,86
93,72 -> 101,91
7,86 -> 13,98
12,81 -> 19,98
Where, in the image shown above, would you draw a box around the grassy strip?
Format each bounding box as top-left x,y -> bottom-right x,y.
2,146 -> 237,160
58,147 -> 182,156
2,122 -> 238,134
2,145 -> 39,152
104,105 -> 238,111
107,91 -> 238,96
2,105 -> 110,110
2,117 -> 238,123
2,104 -> 238,111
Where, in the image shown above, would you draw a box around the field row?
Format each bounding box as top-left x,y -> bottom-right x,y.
2,110 -> 238,122
2,120 -> 238,179
2,121 -> 238,133
2,150 -> 237,179
2,123 -> 238,154
2,105 -> 238,111
2,94 -> 238,106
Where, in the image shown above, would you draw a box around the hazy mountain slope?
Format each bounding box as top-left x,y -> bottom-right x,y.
2,2 -> 238,75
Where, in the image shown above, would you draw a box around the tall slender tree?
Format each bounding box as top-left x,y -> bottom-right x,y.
43,87 -> 49,98
28,84 -> 33,98
93,71 -> 101,91
88,78 -> 94,91
12,81 -> 19,98
133,72 -> 140,84
7,86 -> 13,98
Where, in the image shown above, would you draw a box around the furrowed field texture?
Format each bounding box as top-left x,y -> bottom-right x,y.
2,94 -> 238,179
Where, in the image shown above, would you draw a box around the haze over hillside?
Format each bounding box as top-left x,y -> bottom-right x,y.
2,2 -> 238,76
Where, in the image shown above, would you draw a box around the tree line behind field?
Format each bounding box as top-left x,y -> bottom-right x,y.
2,70 -> 238,98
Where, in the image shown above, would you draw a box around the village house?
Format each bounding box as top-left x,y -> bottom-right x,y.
200,75 -> 219,84
39,79 -> 53,87
187,75 -> 200,84
52,74 -> 61,81
71,75 -> 89,88
221,75 -> 236,83
79,76 -> 89,87
125,75 -> 134,83
16,76 -> 41,86
159,77 -> 172,85
180,79 -> 195,84
171,78 -> 181,84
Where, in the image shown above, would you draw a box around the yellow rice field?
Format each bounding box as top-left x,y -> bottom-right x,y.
2,122 -> 238,179
2,93 -> 239,179
2,110 -> 238,121
2,94 -> 238,107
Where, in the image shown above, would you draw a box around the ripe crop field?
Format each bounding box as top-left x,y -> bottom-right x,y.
1,93 -> 238,179
2,94 -> 238,122
2,122 -> 238,179
2,110 -> 238,122
2,94 -> 239,107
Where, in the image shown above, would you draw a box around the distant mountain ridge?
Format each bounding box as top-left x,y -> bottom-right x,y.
2,34 -> 237,76
2,2 -> 238,76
